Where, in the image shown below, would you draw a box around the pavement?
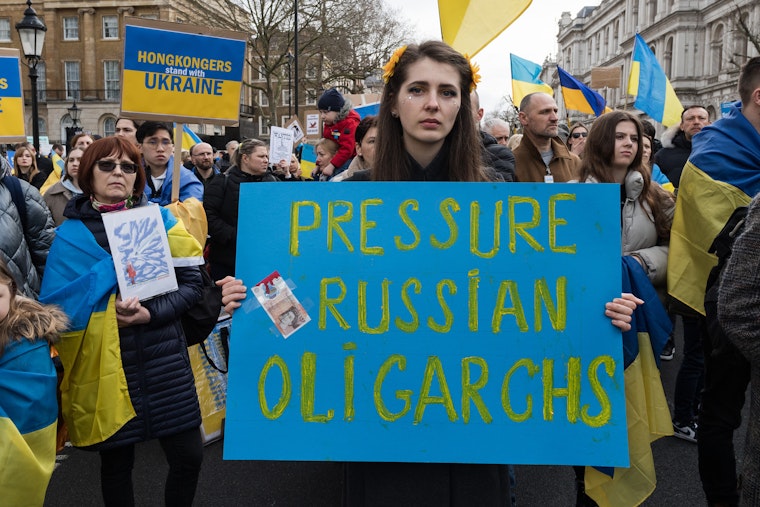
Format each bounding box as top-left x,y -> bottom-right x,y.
44,318 -> 748,506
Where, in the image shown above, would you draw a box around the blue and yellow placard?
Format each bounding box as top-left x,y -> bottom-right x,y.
121,18 -> 246,124
224,183 -> 628,466
0,49 -> 26,142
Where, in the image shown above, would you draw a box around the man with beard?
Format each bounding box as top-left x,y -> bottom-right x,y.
513,92 -> 580,183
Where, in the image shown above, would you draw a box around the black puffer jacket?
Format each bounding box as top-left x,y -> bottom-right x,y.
204,165 -> 279,279
480,131 -> 516,182
0,156 -> 55,298
63,196 -> 203,450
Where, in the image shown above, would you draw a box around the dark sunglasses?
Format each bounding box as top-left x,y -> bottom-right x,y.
571,132 -> 588,139
96,160 -> 139,174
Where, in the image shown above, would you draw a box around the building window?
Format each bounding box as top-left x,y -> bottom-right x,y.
305,89 -> 317,106
104,61 -> 120,100
281,115 -> 289,127
63,17 -> 79,41
37,62 -> 46,101
282,89 -> 291,106
102,15 -> 119,39
257,65 -> 266,80
103,116 -> 116,136
64,61 -> 80,100
712,24 -> 724,74
305,65 -> 317,79
259,90 -> 269,107
664,37 -> 674,77
0,18 -> 11,41
258,116 -> 270,136
37,117 -> 47,136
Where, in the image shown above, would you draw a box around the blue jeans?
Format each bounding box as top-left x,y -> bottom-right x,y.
673,316 -> 705,423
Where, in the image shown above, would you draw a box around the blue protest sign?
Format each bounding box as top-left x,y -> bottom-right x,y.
224,183 -> 627,466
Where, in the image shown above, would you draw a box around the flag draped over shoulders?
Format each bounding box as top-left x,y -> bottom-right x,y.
668,102 -> 760,315
39,204 -> 203,447
585,257 -> 673,507
0,339 -> 58,506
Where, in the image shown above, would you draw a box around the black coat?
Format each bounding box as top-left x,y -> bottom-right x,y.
203,165 -> 279,279
64,196 -> 204,450
653,129 -> 691,187
343,142 -> 511,506
481,131 -> 516,182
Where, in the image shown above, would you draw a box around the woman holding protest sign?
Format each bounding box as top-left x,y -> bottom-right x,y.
39,136 -> 206,506
342,40 -> 642,506
575,111 -> 675,505
204,138 -> 279,280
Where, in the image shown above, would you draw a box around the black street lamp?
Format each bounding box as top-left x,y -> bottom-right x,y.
285,52 -> 294,119
68,100 -> 81,129
293,0 -> 298,118
15,0 -> 46,153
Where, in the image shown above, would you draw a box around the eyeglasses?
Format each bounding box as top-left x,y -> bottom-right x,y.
95,160 -> 140,174
571,132 -> 588,139
143,139 -> 173,148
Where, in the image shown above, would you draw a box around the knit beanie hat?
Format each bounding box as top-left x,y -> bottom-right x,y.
318,88 -> 345,112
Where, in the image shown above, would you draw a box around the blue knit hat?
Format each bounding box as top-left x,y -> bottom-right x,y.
318,88 -> 345,112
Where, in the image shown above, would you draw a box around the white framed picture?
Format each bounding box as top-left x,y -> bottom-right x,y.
102,204 -> 178,301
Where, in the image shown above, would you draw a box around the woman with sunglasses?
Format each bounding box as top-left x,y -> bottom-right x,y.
40,137 -> 206,506
566,122 -> 589,158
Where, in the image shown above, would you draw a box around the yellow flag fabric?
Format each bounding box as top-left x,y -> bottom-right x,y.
667,102 -> 760,315
439,0 -> 532,57
0,339 -> 59,506
39,153 -> 66,195
585,333 -> 673,507
165,197 -> 208,252
56,294 -> 137,447
668,165 -> 752,315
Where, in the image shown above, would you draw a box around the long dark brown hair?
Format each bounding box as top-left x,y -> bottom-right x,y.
580,111 -> 673,238
373,41 -> 486,182
0,259 -> 68,354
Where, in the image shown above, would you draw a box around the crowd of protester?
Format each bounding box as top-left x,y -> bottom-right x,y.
1,40 -> 759,507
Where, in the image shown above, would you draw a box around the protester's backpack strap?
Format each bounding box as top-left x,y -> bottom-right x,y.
3,175 -> 28,231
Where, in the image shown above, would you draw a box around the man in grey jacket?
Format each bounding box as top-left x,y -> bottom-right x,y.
0,155 -> 55,298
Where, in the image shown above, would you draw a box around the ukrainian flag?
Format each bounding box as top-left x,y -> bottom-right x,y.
0,339 -> 59,506
668,102 -> 760,315
39,152 -> 67,195
299,143 -> 317,180
627,34 -> 683,127
174,123 -> 202,150
557,66 -> 610,117
40,205 -> 203,447
585,256 -> 673,507
510,54 -> 553,106
438,0 -> 532,57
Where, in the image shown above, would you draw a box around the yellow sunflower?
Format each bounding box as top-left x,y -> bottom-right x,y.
382,45 -> 408,83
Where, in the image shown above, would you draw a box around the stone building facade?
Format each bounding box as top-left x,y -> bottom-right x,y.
552,0 -> 760,126
0,0 -> 251,146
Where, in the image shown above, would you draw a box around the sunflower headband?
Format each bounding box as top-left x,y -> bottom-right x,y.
381,45 -> 481,93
